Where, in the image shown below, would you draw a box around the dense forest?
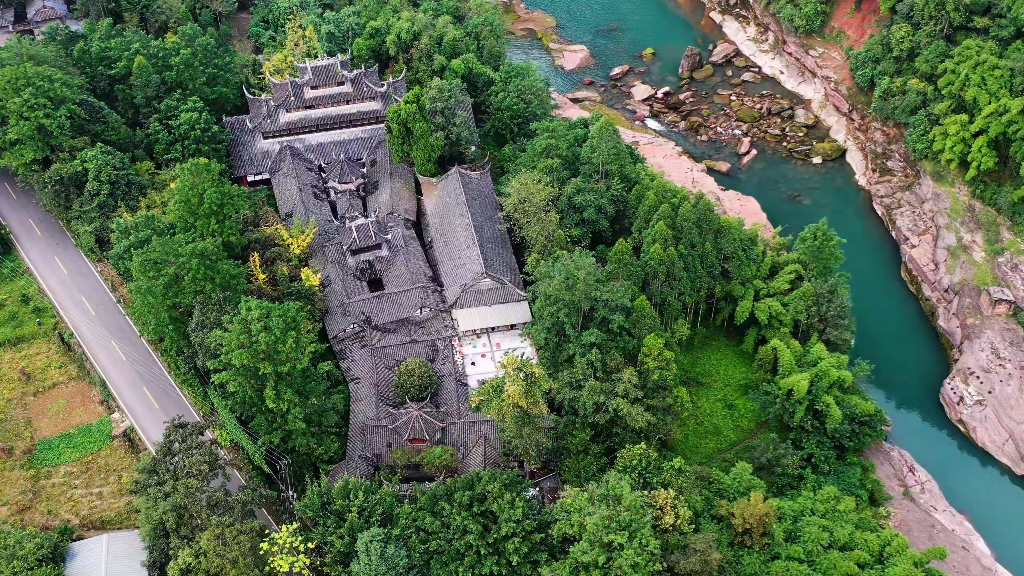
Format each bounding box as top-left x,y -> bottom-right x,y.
849,0 -> 1024,226
758,0 -> 1024,229
0,0 -> 951,573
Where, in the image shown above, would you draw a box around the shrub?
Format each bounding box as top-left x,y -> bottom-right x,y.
763,0 -> 831,35
393,358 -> 438,402
0,522 -> 75,576
421,446 -> 459,476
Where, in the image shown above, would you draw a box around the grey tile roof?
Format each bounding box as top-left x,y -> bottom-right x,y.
27,0 -> 66,23
227,67 -> 505,484
224,60 -> 405,179
225,119 -> 387,178
419,166 -> 527,310
64,530 -> 146,576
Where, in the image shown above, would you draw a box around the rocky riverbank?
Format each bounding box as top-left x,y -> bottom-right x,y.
866,442 -> 1011,576
564,53 -> 847,168
552,91 -> 774,235
506,1 -> 593,71
701,0 -> 1024,478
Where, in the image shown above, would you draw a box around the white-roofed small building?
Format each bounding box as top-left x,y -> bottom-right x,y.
64,530 -> 147,576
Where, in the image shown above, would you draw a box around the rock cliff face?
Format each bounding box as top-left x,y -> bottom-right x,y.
702,0 -> 1024,477
866,442 -> 1012,576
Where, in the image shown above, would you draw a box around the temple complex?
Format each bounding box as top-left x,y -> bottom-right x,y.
224,56 -> 535,482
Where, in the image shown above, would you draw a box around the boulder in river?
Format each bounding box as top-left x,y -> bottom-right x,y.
811,139 -> 845,160
737,136 -> 752,155
550,43 -> 594,71
691,64 -> 714,81
630,83 -> 657,101
733,57 -> 750,67
623,99 -> 651,116
609,64 -> 631,80
708,42 -> 739,64
740,72 -> 762,83
684,116 -> 706,130
792,108 -> 817,127
566,90 -> 601,103
740,149 -> 758,168
678,46 -> 703,78
642,47 -> 656,60
735,107 -> 762,123
703,159 -> 731,174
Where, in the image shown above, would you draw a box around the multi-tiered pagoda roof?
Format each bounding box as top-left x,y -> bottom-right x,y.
224,55 -> 406,179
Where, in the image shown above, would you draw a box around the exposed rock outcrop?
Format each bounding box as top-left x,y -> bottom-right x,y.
708,41 -> 739,64
566,89 -> 602,103
679,46 -> 704,77
630,83 -> 657,101
609,64 -> 631,79
691,64 -> 715,80
702,159 -> 731,174
866,442 -> 1011,576
704,0 -> 1024,475
549,42 -> 594,71
506,1 -> 593,71
552,90 -> 773,235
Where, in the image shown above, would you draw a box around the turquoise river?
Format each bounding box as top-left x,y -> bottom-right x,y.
508,0 -> 1024,572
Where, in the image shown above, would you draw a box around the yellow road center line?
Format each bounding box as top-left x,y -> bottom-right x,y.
54,256 -> 67,274
82,296 -> 95,316
112,339 -> 126,360
144,387 -> 159,408
29,219 -> 40,235
5,183 -> 14,198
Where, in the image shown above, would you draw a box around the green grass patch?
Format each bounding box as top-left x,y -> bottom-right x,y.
973,261 -> 998,289
31,416 -> 113,467
671,331 -> 766,463
0,255 -> 57,346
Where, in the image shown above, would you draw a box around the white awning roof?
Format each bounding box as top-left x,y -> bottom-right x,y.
65,530 -> 146,576
451,301 -> 532,332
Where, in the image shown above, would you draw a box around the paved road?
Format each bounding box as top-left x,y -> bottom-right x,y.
0,175 -> 284,526
0,174 -> 202,450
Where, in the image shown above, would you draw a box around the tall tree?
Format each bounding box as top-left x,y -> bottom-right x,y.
498,171 -> 569,260
145,94 -> 231,167
132,417 -> 265,575
209,298 -> 347,471
480,61 -> 552,149
129,235 -> 247,356
349,528 -> 415,576
166,516 -> 268,576
471,355 -> 552,467
0,64 -> 89,174
295,478 -> 401,575
0,523 -> 75,576
165,159 -> 253,255
545,472 -> 663,576
397,471 -> 550,576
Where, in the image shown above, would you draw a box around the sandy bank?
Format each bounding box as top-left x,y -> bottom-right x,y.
552,91 -> 774,235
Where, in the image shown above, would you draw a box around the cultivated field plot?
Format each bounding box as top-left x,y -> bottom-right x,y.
0,252 -> 138,530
